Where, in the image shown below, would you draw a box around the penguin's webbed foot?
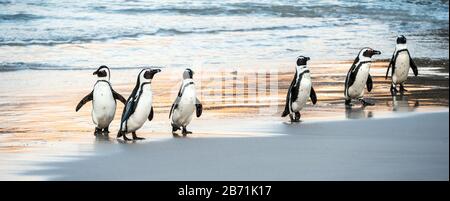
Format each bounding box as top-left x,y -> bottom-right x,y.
400,84 -> 408,93
288,114 -> 295,122
182,130 -> 192,135
132,132 -> 145,140
294,112 -> 301,122
103,127 -> 110,134
345,99 -> 352,107
182,127 -> 192,136
119,132 -> 131,141
123,135 -> 132,141
359,99 -> 375,106
172,123 -> 181,136
172,123 -> 180,132
94,128 -> 102,136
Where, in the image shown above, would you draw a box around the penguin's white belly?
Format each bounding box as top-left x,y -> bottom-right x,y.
393,52 -> 410,84
172,86 -> 196,127
291,76 -> 311,112
92,83 -> 116,128
347,63 -> 370,99
126,92 -> 153,132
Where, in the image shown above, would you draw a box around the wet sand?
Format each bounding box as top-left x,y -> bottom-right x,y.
4,111 -> 449,181
0,59 -> 448,180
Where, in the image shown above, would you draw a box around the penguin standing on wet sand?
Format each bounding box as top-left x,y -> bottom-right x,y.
281,56 -> 317,122
169,68 -> 203,136
344,47 -> 381,106
385,35 -> 418,95
75,65 -> 126,135
117,68 -> 161,141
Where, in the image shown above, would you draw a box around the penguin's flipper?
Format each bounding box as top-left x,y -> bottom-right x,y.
347,66 -> 358,88
112,89 -> 126,104
282,72 -> 297,117
118,99 -> 135,136
195,98 -> 203,118
344,62 -> 361,98
366,74 -> 373,92
391,50 -> 404,78
291,82 -> 300,103
386,52 -> 395,79
75,90 -> 93,112
148,106 -> 154,121
169,96 -> 181,119
169,83 -> 184,119
120,98 -> 135,126
347,54 -> 360,85
310,87 -> 317,105
407,50 -> 418,76
410,59 -> 418,76
169,104 -> 175,119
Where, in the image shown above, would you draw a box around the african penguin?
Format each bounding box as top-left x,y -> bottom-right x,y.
117,68 -> 161,141
281,56 -> 317,122
75,65 -> 126,136
385,35 -> 418,95
344,47 -> 381,106
169,68 -> 203,136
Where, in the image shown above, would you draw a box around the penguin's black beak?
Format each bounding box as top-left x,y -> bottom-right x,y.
373,50 -> 381,55
306,57 -> 310,61
93,70 -> 98,75
144,69 -> 161,79
152,69 -> 161,74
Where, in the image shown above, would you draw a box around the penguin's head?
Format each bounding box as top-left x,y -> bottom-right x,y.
183,68 -> 194,79
359,47 -> 381,59
396,35 -> 407,44
93,65 -> 110,80
141,68 -> 161,82
296,56 -> 310,66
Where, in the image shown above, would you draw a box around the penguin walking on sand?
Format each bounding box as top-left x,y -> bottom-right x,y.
117,68 -> 161,141
169,68 -> 203,136
281,56 -> 317,122
385,35 -> 418,95
344,47 -> 381,106
75,65 -> 126,136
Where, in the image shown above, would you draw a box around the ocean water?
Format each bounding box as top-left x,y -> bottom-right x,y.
0,0 -> 448,70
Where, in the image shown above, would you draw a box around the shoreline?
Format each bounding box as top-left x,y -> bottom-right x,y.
1,57 -> 449,72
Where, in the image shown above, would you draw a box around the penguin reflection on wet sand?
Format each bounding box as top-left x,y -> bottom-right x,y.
169,68 -> 203,136
390,95 -> 420,112
117,68 -> 161,141
282,56 -> 317,122
345,106 -> 373,119
386,35 -> 418,95
75,65 -> 126,136
344,47 -> 381,107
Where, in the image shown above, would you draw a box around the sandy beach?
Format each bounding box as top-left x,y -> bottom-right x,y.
0,59 -> 448,180
18,111 -> 449,181
1,111 -> 448,181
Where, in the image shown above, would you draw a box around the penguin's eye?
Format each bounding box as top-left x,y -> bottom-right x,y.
98,70 -> 107,77
362,50 -> 371,57
144,71 -> 151,79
